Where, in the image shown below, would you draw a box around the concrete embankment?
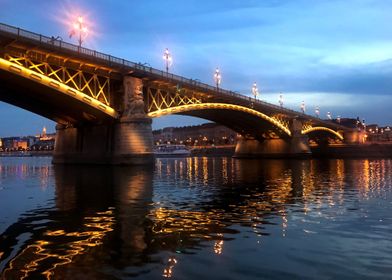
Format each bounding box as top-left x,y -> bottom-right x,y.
311,143 -> 392,158
191,146 -> 235,156
191,143 -> 392,158
0,151 -> 53,157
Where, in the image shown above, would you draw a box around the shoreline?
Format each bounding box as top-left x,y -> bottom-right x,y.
0,151 -> 53,157
2,143 -> 392,159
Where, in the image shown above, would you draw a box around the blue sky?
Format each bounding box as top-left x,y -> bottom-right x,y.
1,0 -> 392,136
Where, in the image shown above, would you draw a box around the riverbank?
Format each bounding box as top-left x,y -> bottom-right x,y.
311,143 -> 392,158
0,151 -> 53,157
190,143 -> 392,158
191,145 -> 235,156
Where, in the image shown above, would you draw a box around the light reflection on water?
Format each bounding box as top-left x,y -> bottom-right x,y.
0,157 -> 392,279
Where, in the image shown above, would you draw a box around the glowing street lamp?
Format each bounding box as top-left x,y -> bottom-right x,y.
69,16 -> 88,48
163,48 -> 172,73
300,101 -> 305,114
278,93 -> 284,107
251,82 -> 259,100
337,115 -> 341,123
327,111 -> 332,120
315,106 -> 320,117
214,68 -> 221,89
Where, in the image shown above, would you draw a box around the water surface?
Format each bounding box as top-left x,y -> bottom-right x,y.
0,157 -> 391,279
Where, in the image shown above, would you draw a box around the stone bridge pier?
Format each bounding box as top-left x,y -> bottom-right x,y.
233,119 -> 311,158
53,76 -> 154,165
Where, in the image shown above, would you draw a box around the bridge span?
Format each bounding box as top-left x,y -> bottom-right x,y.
0,23 -> 361,164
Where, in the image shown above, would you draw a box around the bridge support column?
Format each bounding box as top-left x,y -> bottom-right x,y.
53,123 -> 112,164
112,76 -> 154,165
112,117 -> 154,165
343,130 -> 366,144
53,76 -> 154,165
233,119 -> 311,158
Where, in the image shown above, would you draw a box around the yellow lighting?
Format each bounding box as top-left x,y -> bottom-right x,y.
148,103 -> 291,136
301,126 -> 344,140
0,58 -> 118,119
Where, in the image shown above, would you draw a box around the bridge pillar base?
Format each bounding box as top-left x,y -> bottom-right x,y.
111,117 -> 154,165
53,118 -> 154,165
53,123 -> 112,164
343,130 -> 366,144
233,136 -> 311,158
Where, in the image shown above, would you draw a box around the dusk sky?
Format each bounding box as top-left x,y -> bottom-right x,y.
1,0 -> 392,137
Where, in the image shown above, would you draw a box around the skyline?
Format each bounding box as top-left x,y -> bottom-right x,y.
1,0 -> 392,137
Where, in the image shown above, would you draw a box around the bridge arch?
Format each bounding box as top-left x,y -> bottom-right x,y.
0,57 -> 117,124
301,126 -> 344,140
148,103 -> 292,137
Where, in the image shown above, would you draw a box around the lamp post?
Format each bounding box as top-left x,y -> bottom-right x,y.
337,115 -> 341,123
327,111 -> 332,120
163,48 -> 172,73
214,68 -> 221,90
300,101 -> 305,114
69,16 -> 88,48
278,93 -> 283,107
315,106 -> 320,118
252,82 -> 259,100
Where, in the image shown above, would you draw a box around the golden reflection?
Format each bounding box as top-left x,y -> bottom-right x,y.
151,207 -> 226,236
162,257 -> 178,278
194,157 -> 199,183
1,164 -> 153,279
202,157 -> 208,185
222,157 -> 228,184
187,157 -> 193,183
2,210 -> 115,280
214,234 -> 224,255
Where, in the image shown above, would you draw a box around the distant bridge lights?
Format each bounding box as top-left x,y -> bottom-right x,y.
278,93 -> 283,107
69,16 -> 88,48
214,68 -> 221,90
315,106 -> 320,118
163,48 -> 172,73
252,82 -> 259,100
300,101 -> 305,114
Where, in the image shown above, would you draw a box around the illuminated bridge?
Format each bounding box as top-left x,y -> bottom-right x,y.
0,23 -> 359,164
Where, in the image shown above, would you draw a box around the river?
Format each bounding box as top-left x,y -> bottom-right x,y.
0,157 -> 391,279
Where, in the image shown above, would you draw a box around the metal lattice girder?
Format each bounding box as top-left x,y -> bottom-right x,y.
302,125 -> 344,140
148,102 -> 292,136
5,54 -> 111,105
146,87 -> 202,112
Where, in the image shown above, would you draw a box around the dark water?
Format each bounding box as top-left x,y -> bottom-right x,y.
0,157 -> 392,279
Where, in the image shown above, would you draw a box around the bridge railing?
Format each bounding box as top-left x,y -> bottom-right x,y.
0,22 -> 338,126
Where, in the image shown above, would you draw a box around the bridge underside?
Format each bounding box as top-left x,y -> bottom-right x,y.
0,69 -> 115,125
305,130 -> 344,144
177,110 -> 289,140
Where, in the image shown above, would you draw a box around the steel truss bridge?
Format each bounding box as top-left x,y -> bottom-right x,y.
0,23 -> 354,163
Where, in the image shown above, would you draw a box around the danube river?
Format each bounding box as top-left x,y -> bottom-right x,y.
0,157 -> 391,279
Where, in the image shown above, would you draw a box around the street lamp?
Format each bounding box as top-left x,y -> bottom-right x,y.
278,93 -> 284,107
163,48 -> 172,73
315,106 -> 320,118
214,68 -> 221,89
69,16 -> 88,48
251,82 -> 259,100
300,101 -> 305,114
327,111 -> 332,120
337,115 -> 341,123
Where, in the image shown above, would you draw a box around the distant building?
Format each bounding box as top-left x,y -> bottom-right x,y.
153,123 -> 237,146
366,125 -> 392,142
0,127 -> 56,151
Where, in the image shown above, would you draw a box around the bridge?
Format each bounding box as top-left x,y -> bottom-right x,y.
0,23 -> 361,164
